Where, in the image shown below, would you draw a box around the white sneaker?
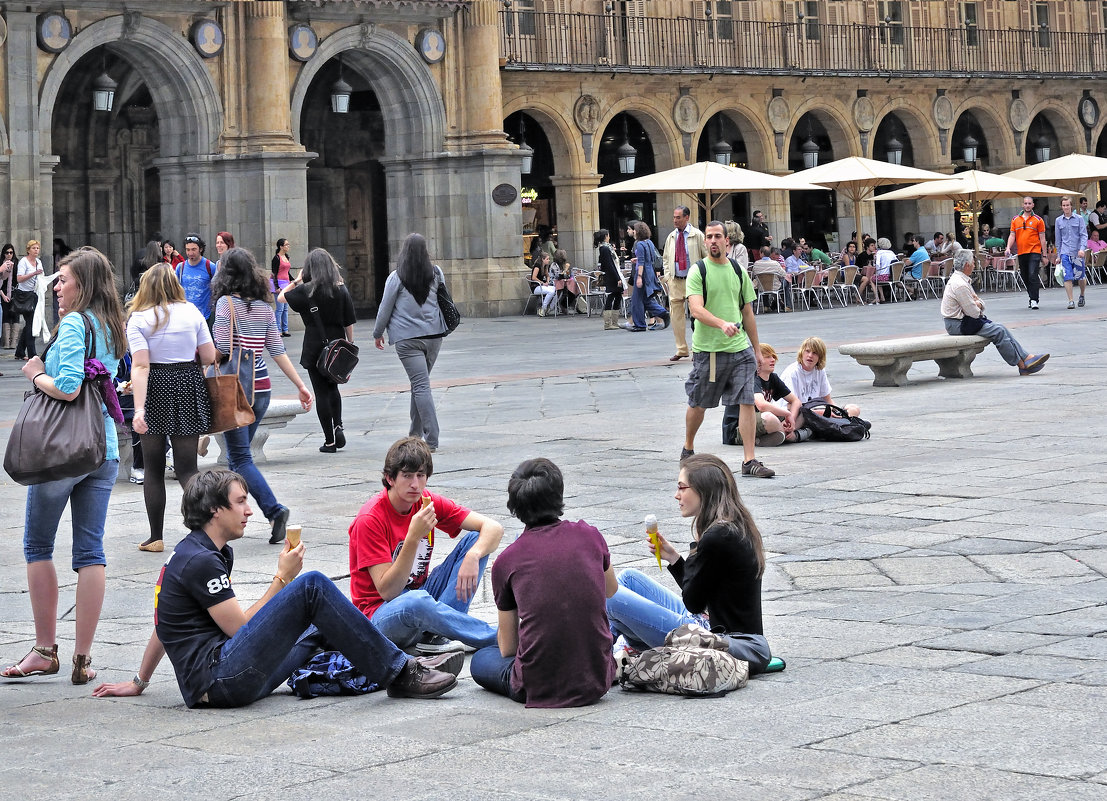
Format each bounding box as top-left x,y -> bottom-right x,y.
129,468 -> 144,485
1030,299 -> 1039,310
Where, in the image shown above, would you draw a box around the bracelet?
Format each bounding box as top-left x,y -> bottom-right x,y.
273,574 -> 288,586
132,674 -> 150,690
31,372 -> 46,387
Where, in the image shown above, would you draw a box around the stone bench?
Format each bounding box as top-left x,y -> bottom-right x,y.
213,399 -> 309,465
839,334 -> 990,387
115,399 -> 309,484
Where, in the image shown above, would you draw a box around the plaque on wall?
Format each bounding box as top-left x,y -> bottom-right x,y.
1080,96 -> 1099,129
289,24 -> 318,62
0,16 -> 8,49
190,19 -> 224,59
415,29 -> 446,64
492,183 -> 518,206
37,13 -> 72,54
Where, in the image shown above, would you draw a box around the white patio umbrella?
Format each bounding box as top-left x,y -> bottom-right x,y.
877,170 -> 1078,241
791,157 -> 949,249
586,161 -> 821,217
1004,153 -> 1107,185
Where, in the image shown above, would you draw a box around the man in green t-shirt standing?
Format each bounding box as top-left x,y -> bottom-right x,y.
681,221 -> 775,478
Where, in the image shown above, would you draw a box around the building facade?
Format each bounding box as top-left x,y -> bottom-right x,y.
2,1 -> 1105,315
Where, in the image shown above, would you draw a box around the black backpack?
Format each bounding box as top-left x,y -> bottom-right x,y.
800,401 -> 871,442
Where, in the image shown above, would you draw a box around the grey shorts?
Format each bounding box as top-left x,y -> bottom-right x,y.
686,347 -> 756,409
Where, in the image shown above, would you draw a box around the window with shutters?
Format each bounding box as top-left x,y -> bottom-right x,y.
796,1 -> 820,41
1034,1 -> 1049,47
878,1 -> 904,45
504,0 -> 536,37
962,2 -> 978,47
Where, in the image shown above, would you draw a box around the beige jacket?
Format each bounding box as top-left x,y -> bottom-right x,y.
662,225 -> 708,282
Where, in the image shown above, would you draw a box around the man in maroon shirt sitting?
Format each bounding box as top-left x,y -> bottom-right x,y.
470,458 -> 618,708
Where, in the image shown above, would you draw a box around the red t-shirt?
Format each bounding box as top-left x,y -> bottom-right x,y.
348,489 -> 470,618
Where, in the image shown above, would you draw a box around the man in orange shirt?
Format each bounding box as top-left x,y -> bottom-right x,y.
1005,196 -> 1046,310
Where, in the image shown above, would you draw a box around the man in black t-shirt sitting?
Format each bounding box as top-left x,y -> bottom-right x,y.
92,470 -> 459,707
724,343 -> 806,447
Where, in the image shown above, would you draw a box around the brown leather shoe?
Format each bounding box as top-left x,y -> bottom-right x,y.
386,658 -> 458,699
669,354 -> 688,362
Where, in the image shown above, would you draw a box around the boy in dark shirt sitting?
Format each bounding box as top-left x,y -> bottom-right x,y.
724,343 -> 806,447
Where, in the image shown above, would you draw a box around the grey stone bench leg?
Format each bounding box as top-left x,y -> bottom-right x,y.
935,351 -> 977,379
870,356 -> 914,387
212,400 -> 307,465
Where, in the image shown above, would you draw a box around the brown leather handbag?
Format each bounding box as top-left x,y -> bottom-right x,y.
204,365 -> 255,434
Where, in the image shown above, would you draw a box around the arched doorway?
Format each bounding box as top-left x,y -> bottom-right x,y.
39,15 -> 223,277
788,112 -> 838,249
300,58 -> 389,311
51,47 -> 160,276
597,112 -> 656,259
696,112 -> 749,228
872,113 -> 918,246
505,111 -> 555,261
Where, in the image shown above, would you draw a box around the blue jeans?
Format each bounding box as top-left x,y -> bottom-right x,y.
606,568 -> 772,672
395,337 -> 443,449
222,391 -> 283,521
205,571 -> 408,708
24,459 -> 119,571
275,301 -> 289,333
630,285 -> 667,329
370,530 -> 497,650
470,646 -> 526,703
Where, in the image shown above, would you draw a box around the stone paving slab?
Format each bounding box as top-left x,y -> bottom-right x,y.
0,290 -> 1105,798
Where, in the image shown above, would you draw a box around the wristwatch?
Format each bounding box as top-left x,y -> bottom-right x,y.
133,674 -> 150,690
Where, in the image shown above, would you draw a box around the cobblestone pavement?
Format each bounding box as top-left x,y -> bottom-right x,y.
0,287 -> 1104,800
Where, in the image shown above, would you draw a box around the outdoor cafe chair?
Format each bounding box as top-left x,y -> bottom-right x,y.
837,265 -> 864,306
753,271 -> 785,314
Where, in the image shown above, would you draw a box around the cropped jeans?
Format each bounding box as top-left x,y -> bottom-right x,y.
370,530 -> 497,650
205,571 -> 408,708
222,391 -> 284,521
24,459 -> 118,571
606,568 -> 771,673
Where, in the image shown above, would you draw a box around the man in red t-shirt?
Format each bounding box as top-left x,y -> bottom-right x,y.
348,437 -> 503,653
1006,196 -> 1046,310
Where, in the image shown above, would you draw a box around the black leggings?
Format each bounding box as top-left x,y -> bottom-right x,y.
14,309 -> 35,358
140,433 -> 200,542
604,289 -> 622,311
307,365 -> 344,443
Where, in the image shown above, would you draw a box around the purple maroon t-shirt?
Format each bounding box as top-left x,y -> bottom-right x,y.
491,519 -> 616,708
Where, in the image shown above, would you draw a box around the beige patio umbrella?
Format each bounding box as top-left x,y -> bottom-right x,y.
877,169 -> 1078,241
791,157 -> 950,249
1004,153 -> 1107,185
586,161 -> 821,217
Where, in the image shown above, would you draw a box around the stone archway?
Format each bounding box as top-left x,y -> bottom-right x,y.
291,26 -> 445,159
39,16 -> 222,157
38,15 -> 224,263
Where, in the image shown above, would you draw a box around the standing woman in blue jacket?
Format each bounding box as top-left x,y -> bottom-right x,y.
629,222 -> 670,332
373,233 -> 449,452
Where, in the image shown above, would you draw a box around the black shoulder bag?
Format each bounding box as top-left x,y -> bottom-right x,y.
309,298 -> 360,384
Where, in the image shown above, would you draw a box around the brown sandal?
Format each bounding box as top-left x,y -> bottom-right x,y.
71,654 -> 95,685
1,644 -> 60,678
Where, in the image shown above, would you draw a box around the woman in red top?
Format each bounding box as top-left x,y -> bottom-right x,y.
160,240 -> 184,268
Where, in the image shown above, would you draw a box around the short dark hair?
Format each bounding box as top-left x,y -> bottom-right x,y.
705,220 -> 727,239
674,205 -> 691,218
934,232 -> 943,239
183,232 -> 205,251
182,470 -> 247,530
912,235 -> 926,247
506,458 -> 565,528
382,437 -> 434,489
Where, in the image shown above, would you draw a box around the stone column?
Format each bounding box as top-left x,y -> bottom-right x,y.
550,174 -> 601,272
461,0 -> 510,149
4,12 -> 49,244
243,2 -> 298,151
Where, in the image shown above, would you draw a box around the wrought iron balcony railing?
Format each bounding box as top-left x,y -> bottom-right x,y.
499,11 -> 1100,79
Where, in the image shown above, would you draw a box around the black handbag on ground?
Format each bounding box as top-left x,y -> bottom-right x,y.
4,313 -> 107,485
12,288 -> 38,315
800,400 -> 871,442
309,303 -> 359,384
435,266 -> 461,334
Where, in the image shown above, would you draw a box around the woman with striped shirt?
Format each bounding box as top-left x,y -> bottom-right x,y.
211,248 -> 313,545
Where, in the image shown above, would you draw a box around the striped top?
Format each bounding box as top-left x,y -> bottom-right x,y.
212,295 -> 285,393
